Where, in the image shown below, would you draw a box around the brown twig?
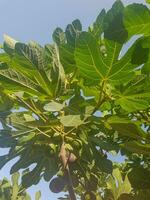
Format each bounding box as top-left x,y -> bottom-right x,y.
59,141 -> 77,200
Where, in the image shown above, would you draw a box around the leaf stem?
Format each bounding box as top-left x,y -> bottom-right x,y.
11,129 -> 36,138
30,99 -> 48,121
15,96 -> 47,122
92,80 -> 105,114
65,127 -> 76,135
36,128 -> 51,138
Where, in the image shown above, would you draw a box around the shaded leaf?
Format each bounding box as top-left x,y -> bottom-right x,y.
43,158 -> 58,182
107,116 -> 145,140
103,0 -> 128,43
22,164 -> 43,188
135,189 -> 150,200
52,28 -> 66,45
89,9 -> 106,39
131,38 -> 149,65
121,141 -> 150,155
128,167 -> 150,189
65,19 -> 82,46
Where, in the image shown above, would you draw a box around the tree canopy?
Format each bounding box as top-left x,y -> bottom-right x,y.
0,173 -> 41,200
0,0 -> 150,199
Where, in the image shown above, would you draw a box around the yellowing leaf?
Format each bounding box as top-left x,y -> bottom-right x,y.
107,169 -> 132,200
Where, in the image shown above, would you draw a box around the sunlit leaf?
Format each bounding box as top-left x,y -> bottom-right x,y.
60,115 -> 83,127
107,168 -> 132,200
44,101 -> 64,112
124,4 -> 150,38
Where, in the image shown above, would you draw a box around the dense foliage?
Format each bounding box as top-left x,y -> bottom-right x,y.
0,173 -> 41,200
0,0 -> 150,199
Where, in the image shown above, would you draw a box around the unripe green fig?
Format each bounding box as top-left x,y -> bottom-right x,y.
66,138 -> 82,148
100,45 -> 106,54
72,139 -> 82,150
57,170 -> 64,177
81,191 -> 96,200
118,194 -> 134,200
49,177 -> 66,193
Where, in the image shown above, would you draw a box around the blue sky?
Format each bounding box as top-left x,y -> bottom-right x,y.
0,0 -> 145,44
0,0 -> 146,199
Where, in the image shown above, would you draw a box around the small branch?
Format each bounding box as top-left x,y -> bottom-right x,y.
30,99 -> 48,121
65,127 -> 76,136
18,187 -> 26,195
36,128 -> 51,138
66,170 -> 77,200
11,129 -> 36,138
59,142 -> 77,200
15,96 -> 47,122
70,68 -> 78,83
51,126 -> 61,133
83,81 -> 106,124
92,80 -> 105,114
